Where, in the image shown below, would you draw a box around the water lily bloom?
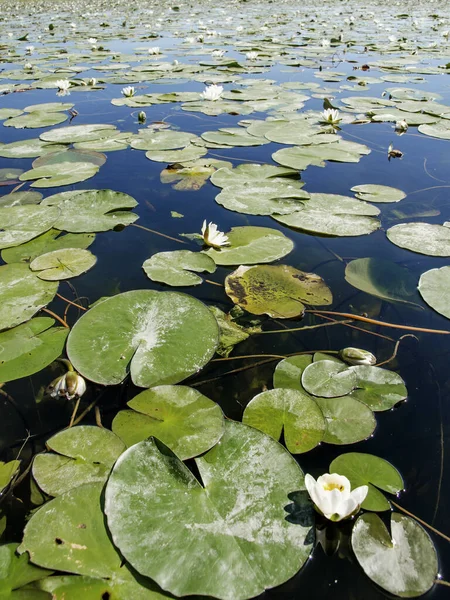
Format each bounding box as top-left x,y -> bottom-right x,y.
88,37 -> 97,45
148,46 -> 160,54
24,62 -> 33,70
320,108 -> 341,125
88,77 -> 97,86
305,473 -> 368,522
55,79 -> 71,96
395,119 -> 408,132
246,51 -> 259,60
339,347 -> 376,366
47,371 -> 87,401
121,86 -> 135,97
321,39 -> 330,47
25,45 -> 34,54
212,49 -> 225,57
201,220 -> 230,248
200,84 -> 223,101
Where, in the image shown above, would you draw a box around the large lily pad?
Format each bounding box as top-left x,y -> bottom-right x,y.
386,223 -> 450,256
0,191 -> 43,209
225,264 -> 332,318
210,164 -> 299,189
330,452 -> 404,511
0,318 -> 68,383
142,250 -> 216,286
4,111 -> 68,129
105,421 -> 314,600
273,355 -> 313,391
0,205 -> 60,250
272,140 -> 370,170
130,130 -> 198,151
215,182 -> 309,216
352,513 -> 438,597
0,263 -> 58,331
30,248 -> 97,281
204,226 -> 294,266
40,124 -> 117,144
112,385 -> 224,459
349,366 -> 408,411
314,396 -> 376,445
41,189 -> 138,233
32,426 -> 126,497
418,266 -> 450,319
1,230 -> 96,264
243,388 -> 326,453
19,161 -> 99,188
67,290 -> 219,387
0,139 -> 67,159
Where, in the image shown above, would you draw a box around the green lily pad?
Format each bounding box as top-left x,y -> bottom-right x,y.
419,121 -> 450,139
209,306 -> 258,357
352,513 -> 438,597
0,544 -> 50,597
0,168 -> 23,182
130,130 -> 198,151
418,266 -> 450,319
273,355 -> 313,391
0,263 -> 58,331
203,226 -> 293,265
0,109 -> 23,120
41,189 -> 138,233
32,426 -> 126,497
243,388 -> 326,453
145,144 -> 207,164
142,250 -> 216,286
0,318 -> 68,383
32,149 -> 106,169
0,205 -> 60,249
272,140 -> 370,170
302,360 -> 356,397
4,112 -> 68,129
73,133 -> 132,153
330,452 -> 404,511
0,191 -> 43,209
351,184 -> 406,203
105,421 -> 313,600
40,124 -> 117,143
345,258 -> 417,305
0,139 -> 67,159
24,102 -> 74,113
349,366 -> 408,411
30,248 -> 97,281
215,182 -> 309,216
225,264 -> 332,318
112,385 -> 224,459
19,161 -> 99,188
67,290 -> 219,387
201,128 -> 270,147
0,461 -> 20,493
160,159 -> 231,191
1,230 -> 96,264
210,164 -> 299,189
273,193 -> 380,237
314,396 -> 376,445
387,223 -> 450,256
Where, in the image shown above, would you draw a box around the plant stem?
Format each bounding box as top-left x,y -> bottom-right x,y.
41,308 -> 69,328
391,501 -> 450,543
131,223 -> 188,244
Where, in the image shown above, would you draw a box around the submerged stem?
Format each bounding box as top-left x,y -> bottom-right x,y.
391,501 -> 450,543
131,223 -> 188,245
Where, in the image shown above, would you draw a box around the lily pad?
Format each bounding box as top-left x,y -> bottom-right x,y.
0,168 -> 23,182
418,266 -> 450,319
19,161 -> 99,188
0,461 -> 20,493
349,366 -> 408,411
4,112 -> 68,129
41,189 -> 138,233
0,191 -> 43,209
112,385 -> 224,459
302,360 -> 356,397
351,184 -> 406,203
142,250 -> 216,286
210,164 -> 299,189
314,396 -> 376,445
352,513 -> 438,597
330,452 -> 404,511
225,264 -> 332,318
105,421 -> 314,600
1,230 -> 96,264
30,248 -> 97,281
67,290 -> 219,387
0,263 -> 58,331
272,140 -> 370,170
215,182 -> 309,216
130,130 -> 198,151
0,139 -> 67,159
32,149 -> 106,169
40,124 -> 117,144
145,145 -> 207,164
0,318 -> 69,383
0,205 -> 60,249
273,355 -> 313,391
243,388 -> 326,453
0,544 -> 50,597
204,226 -> 294,265
387,223 -> 450,256
32,426 -> 126,497
345,258 -> 417,305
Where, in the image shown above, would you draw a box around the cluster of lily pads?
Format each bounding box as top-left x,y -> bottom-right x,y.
1,0 -> 450,598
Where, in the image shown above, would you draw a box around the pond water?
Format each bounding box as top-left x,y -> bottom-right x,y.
0,0 -> 450,598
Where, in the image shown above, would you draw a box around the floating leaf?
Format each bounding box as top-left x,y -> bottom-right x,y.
130,130 -> 198,151
204,226 -> 293,265
352,513 -> 438,597
330,452 -> 404,511
142,250 -> 216,286
215,182 -> 309,216
210,164 -> 299,189
67,290 -> 219,387
105,421 -> 313,600
387,223 -> 450,256
40,124 -> 117,144
112,385 -> 224,459
419,121 -> 450,139
302,360 -> 356,397
0,168 -> 23,182
0,191 -> 43,209
0,461 -> 20,493
0,263 -> 58,331
41,189 -> 138,233
272,140 -> 370,170
33,426 -> 126,497
418,266 -> 450,319
1,230 -> 96,264
32,149 -> 106,169
145,144 -> 207,164
4,111 -> 68,129
201,128 -> 270,147
344,258 -> 417,305
0,543 -> 50,597
0,205 -> 60,249
273,355 -> 313,391
19,161 -> 99,188
349,366 -> 408,411
243,388 -> 326,453
314,396 -> 376,445
351,184 -> 406,203
30,248 -> 97,281
0,139 -> 67,159
0,318 -> 68,383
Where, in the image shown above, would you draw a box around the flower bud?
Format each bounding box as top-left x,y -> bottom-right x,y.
339,347 -> 376,366
138,111 -> 147,122
47,371 -> 87,401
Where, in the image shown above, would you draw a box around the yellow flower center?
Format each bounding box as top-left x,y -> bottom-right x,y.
323,483 -> 345,492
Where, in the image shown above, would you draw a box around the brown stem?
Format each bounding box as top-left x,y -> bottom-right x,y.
131,223 -> 188,245
71,399 -> 99,427
375,334 -> 417,367
391,501 -> 450,543
204,278 -> 224,287
41,308 -> 69,328
68,398 -> 81,428
56,293 -> 87,311
435,580 -> 450,587
315,313 -> 395,342
256,319 -> 353,335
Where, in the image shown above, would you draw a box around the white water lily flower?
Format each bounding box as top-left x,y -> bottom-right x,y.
88,77 -> 97,86
339,347 -> 376,366
200,84 -> 223,101
212,49 -> 225,57
201,220 -> 230,248
246,51 -> 259,60
55,79 -> 71,96
320,108 -> 341,125
47,371 -> 87,401
148,46 -> 160,54
24,62 -> 33,70
305,473 -> 368,522
88,37 -> 97,45
321,38 -> 330,47
25,45 -> 34,54
121,86 -> 135,97
395,119 -> 408,132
